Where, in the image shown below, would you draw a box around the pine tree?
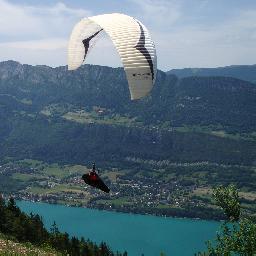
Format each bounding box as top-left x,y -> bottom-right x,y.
50,221 -> 59,235
7,197 -> 21,217
0,194 -> 6,232
70,236 -> 80,256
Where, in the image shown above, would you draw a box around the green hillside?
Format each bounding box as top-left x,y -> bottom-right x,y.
0,61 -> 255,219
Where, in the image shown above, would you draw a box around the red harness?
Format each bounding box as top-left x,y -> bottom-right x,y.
89,172 -> 98,181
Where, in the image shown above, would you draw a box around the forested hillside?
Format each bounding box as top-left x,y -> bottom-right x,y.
0,60 -> 255,164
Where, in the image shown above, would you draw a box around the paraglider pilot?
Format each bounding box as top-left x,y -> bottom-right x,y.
82,163 -> 110,193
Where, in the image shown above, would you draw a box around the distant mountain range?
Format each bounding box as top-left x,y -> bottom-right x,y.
0,60 -> 255,166
167,65 -> 256,83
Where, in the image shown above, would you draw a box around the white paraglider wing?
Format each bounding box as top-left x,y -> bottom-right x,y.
68,19 -> 104,70
68,13 -> 157,100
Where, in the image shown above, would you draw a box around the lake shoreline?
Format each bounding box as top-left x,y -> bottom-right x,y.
13,196 -> 222,223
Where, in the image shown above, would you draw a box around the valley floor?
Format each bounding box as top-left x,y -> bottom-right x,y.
1,158 -> 255,220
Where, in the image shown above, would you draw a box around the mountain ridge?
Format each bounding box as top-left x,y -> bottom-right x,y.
167,64 -> 256,83
0,60 -> 255,166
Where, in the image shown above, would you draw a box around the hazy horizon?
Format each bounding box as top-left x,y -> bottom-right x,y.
1,59 -> 256,72
0,0 -> 255,71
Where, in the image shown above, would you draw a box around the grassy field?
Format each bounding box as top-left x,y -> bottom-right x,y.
97,197 -> 132,206
0,234 -> 60,256
12,173 -> 45,182
28,184 -> 87,195
62,110 -> 142,128
103,171 -> 123,182
174,126 -> 256,141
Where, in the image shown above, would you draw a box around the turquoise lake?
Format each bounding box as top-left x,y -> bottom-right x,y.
17,201 -> 219,256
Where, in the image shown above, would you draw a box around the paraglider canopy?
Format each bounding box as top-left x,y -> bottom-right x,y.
68,13 -> 157,100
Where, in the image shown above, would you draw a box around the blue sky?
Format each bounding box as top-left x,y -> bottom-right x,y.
0,0 -> 255,70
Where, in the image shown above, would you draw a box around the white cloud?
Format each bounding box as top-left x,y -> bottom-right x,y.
0,0 -> 94,66
0,38 -> 67,50
130,0 -> 181,29
0,0 -> 92,39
